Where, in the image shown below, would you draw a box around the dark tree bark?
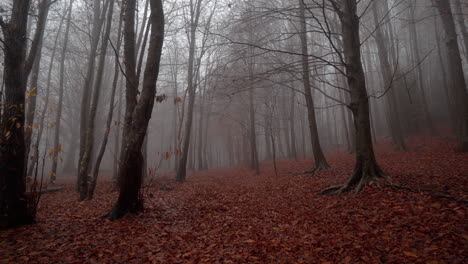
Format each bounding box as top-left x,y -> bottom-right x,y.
322,0 -> 387,194
0,0 -> 34,226
434,0 -> 468,151
108,0 -> 164,220
298,0 -> 330,172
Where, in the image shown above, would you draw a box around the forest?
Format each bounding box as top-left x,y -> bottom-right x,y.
0,0 -> 467,263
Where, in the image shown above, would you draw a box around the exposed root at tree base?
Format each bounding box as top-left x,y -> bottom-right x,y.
319,175 -> 468,204
320,164 -> 389,195
388,183 -> 468,204
302,163 -> 331,174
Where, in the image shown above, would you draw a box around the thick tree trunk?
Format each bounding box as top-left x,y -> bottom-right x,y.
298,0 -> 330,171
322,0 -> 386,194
435,0 -> 468,151
109,0 -> 164,220
0,0 -> 34,226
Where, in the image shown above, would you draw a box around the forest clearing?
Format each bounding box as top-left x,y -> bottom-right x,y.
1,136 -> 467,263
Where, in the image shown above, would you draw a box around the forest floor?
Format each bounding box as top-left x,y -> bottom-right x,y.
1,135 -> 467,264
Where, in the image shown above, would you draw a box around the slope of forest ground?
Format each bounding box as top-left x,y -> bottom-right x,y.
1,136 -> 467,264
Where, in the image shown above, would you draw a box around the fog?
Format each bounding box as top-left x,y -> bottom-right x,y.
1,0 -> 467,215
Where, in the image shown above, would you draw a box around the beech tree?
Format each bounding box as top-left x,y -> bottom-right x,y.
0,0 -> 53,226
107,0 -> 164,219
321,0 -> 387,194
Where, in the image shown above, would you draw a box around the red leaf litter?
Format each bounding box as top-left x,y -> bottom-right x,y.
1,136 -> 467,263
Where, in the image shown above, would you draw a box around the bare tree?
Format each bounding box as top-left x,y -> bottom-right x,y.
322,0 -> 386,194
0,0 -> 52,226
107,0 -> 164,220
298,0 -> 330,172
50,0 -> 74,184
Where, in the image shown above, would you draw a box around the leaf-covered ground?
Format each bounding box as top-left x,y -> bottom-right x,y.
1,136 -> 467,263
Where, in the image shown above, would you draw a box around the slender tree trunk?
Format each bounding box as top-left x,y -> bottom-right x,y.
176,0 -> 203,182
25,53 -> 42,172
435,0 -> 468,151
408,1 -> 436,134
79,0 -> 114,200
109,0 -> 164,220
77,0 -> 107,193
434,11 -> 455,129
87,0 -> 122,200
452,0 -> 468,62
248,67 -> 260,174
372,1 -> 406,151
50,0 -> 74,184
298,0 -> 330,171
289,87 -> 298,160
113,76 -> 123,179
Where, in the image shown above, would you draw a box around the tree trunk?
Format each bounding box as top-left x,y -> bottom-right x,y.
0,0 -> 34,226
79,0 -> 114,200
372,1 -> 406,151
289,87 -> 298,160
50,0 -> 74,185
408,0 -> 436,135
298,0 -> 330,172
435,0 -> 468,151
109,0 -> 164,220
87,0 -> 122,200
322,0 -> 386,194
176,0 -> 203,182
77,0 -> 107,193
452,0 -> 468,62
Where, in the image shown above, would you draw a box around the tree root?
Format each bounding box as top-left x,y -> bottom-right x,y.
302,162 -> 331,175
320,175 -> 468,204
388,183 -> 468,204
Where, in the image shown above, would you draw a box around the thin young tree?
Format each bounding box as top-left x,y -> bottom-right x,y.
78,0 -> 115,200
50,0 -> 74,184
77,0 -> 108,194
371,0 -> 406,151
176,0 -> 204,182
297,0 -> 330,172
87,1 -> 123,200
